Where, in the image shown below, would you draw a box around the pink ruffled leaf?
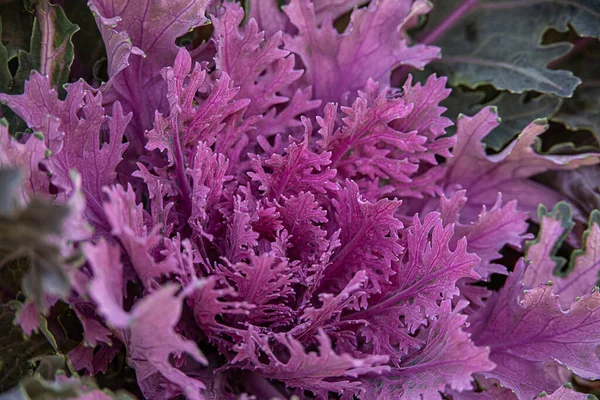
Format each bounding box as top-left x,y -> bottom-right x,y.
218,253 -> 297,327
88,0 -> 211,144
323,180 -> 403,294
361,301 -> 494,399
232,327 -> 389,398
213,3 -> 319,137
103,184 -> 178,285
0,74 -> 130,231
283,0 -> 439,103
446,107 -> 600,221
440,190 -> 532,278
525,202 -> 600,308
470,260 -> 600,399
84,238 -> 129,328
250,123 -> 337,200
125,284 -> 207,400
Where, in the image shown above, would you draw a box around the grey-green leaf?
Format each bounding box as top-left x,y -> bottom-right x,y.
552,39 -> 600,142
0,167 -> 71,311
425,0 -> 600,96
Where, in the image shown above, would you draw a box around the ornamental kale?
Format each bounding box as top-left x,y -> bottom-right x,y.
1,1 -> 600,399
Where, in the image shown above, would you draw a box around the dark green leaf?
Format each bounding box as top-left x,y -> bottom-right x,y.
60,0 -> 105,84
0,0 -> 34,60
552,39 -> 600,143
0,20 -> 11,93
424,0 -> 600,96
0,305 -> 55,392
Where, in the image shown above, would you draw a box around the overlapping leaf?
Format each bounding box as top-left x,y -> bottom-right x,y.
424,0 -> 600,96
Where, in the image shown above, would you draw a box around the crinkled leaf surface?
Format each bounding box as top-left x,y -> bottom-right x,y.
0,73 -> 130,231
355,212 -> 479,332
470,260 -> 600,399
323,180 -> 403,294
361,301 -> 494,399
124,285 -> 207,400
525,202 -> 600,308
233,327 -> 389,398
440,191 -> 531,278
284,0 -> 439,103
102,184 -> 177,285
445,107 -> 600,220
213,3 -> 319,137
88,0 -> 211,146
424,0 -> 600,96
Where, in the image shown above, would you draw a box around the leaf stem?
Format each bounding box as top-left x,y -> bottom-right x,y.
419,0 -> 480,46
172,115 -> 193,222
547,37 -> 596,69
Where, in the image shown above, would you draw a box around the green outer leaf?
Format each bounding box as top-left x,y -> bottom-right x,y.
15,0 -> 79,91
0,20 -> 11,93
425,0 -> 600,96
0,353 -> 137,399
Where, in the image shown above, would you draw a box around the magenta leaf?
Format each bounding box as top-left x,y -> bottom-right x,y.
218,254 -> 297,327
446,107 -> 600,221
125,285 -> 207,400
361,301 -> 494,399
232,327 -> 389,398
213,3 -> 319,137
275,191 -> 329,264
283,0 -> 439,103
88,0 -> 211,147
103,184 -> 177,285
525,202 -> 600,308
440,190 -> 532,278
470,260 -> 600,398
0,74 -> 130,231
0,116 -> 52,202
250,128 -> 337,200
366,212 -> 479,331
84,238 -> 129,328
324,180 -> 403,294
